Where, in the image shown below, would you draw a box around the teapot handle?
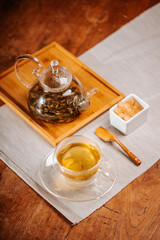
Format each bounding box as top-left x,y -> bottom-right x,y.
14,54 -> 43,88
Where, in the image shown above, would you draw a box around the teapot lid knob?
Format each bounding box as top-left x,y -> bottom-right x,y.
50,60 -> 59,74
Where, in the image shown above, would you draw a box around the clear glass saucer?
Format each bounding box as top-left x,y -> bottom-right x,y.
40,149 -> 117,202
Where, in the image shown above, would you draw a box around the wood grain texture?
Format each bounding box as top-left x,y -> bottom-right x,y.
0,0 -> 160,239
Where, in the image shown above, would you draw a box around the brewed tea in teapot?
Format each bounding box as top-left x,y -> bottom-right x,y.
15,54 -> 98,123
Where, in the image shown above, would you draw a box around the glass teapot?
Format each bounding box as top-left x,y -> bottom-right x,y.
15,54 -> 98,123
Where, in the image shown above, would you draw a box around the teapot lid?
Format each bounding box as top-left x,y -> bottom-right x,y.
39,60 -> 72,92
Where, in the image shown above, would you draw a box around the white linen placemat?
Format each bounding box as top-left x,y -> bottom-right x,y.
0,3 -> 160,224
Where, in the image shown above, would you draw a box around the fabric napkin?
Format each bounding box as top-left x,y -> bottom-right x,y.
0,3 -> 160,224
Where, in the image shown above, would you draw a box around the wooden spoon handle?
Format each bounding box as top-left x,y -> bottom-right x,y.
115,138 -> 141,166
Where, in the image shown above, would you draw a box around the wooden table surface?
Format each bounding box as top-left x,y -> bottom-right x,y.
0,0 -> 160,239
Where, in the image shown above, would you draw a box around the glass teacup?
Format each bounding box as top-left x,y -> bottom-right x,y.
53,135 -> 102,187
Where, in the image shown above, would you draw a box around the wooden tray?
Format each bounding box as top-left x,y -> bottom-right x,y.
0,42 -> 124,146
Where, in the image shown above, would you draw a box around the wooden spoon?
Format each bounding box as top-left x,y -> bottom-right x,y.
95,126 -> 141,166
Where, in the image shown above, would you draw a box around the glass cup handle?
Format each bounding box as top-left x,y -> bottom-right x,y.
14,54 -> 43,88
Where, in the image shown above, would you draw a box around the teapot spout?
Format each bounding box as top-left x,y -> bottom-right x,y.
75,87 -> 98,113
84,87 -> 99,100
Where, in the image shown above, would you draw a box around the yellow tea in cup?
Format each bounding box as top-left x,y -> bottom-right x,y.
54,136 -> 101,184
57,142 -> 100,171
